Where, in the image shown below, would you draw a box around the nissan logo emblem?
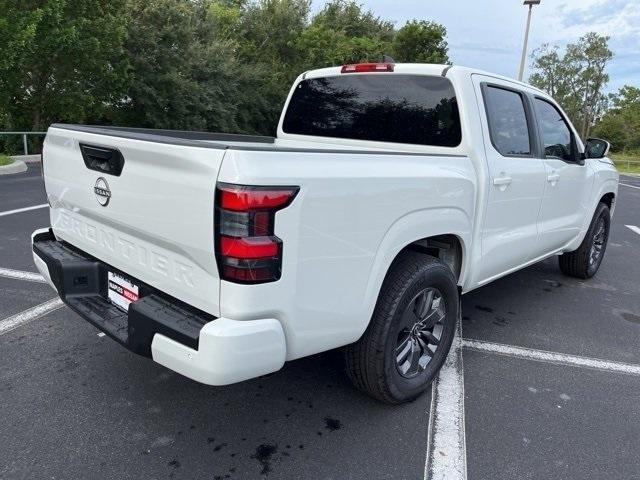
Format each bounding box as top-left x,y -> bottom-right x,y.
94,177 -> 111,206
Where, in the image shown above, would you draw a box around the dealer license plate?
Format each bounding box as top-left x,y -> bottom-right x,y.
107,271 -> 140,311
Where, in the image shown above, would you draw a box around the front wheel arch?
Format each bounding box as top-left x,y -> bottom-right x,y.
559,202 -> 611,279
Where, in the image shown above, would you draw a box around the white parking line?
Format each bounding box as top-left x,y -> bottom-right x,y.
620,183 -> 640,190
0,203 -> 48,218
425,320 -> 467,480
626,225 -> 640,236
0,267 -> 46,283
0,298 -> 64,336
462,339 -> 640,376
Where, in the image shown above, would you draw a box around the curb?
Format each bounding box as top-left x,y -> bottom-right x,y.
0,160 -> 28,175
10,154 -> 41,164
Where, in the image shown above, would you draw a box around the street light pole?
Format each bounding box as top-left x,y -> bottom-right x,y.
517,0 -> 540,82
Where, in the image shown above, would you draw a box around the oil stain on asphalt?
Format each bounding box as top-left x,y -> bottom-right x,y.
475,305 -> 494,313
324,417 -> 342,431
206,415 -> 345,478
618,311 -> 640,324
493,316 -> 509,327
252,443 -> 278,475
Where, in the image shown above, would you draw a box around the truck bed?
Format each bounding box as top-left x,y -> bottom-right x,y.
51,123 -> 277,150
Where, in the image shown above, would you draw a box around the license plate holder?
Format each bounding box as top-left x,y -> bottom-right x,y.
107,271 -> 140,312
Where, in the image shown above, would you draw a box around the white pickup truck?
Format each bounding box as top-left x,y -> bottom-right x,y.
32,63 -> 618,403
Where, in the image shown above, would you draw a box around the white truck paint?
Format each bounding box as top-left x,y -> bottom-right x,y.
33,63 -> 618,390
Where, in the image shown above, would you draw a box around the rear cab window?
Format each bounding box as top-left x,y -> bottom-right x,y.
282,74 -> 462,147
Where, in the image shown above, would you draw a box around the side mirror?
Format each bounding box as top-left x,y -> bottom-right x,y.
584,138 -> 611,159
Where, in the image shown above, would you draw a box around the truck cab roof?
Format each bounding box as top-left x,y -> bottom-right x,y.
301,63 -> 546,95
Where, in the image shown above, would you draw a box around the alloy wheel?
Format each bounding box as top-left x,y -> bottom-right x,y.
589,217 -> 606,266
395,287 -> 446,378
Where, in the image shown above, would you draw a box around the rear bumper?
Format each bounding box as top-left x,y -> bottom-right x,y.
31,228 -> 286,385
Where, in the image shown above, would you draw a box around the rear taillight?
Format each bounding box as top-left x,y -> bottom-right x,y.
215,183 -> 298,284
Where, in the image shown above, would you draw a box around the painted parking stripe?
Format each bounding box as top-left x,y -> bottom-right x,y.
620,183 -> 640,190
626,225 -> 640,236
0,203 -> 48,218
424,321 -> 467,480
0,298 -> 64,336
0,267 -> 46,283
462,339 -> 640,376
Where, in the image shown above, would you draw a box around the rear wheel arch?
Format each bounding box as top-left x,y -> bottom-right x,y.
361,233 -> 465,334
345,250 -> 460,403
359,208 -> 471,341
402,234 -> 464,283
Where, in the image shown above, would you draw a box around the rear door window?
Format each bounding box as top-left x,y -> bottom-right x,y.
282,74 -> 461,147
483,85 -> 532,156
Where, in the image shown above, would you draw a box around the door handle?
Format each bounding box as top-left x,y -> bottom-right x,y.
547,173 -> 560,185
493,175 -> 512,190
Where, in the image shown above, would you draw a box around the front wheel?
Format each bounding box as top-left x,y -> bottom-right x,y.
344,252 -> 459,404
559,202 -> 611,279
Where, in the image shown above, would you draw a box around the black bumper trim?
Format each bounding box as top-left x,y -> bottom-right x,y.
33,229 -> 215,357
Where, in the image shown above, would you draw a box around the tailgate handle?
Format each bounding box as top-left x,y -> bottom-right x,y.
79,143 -> 125,176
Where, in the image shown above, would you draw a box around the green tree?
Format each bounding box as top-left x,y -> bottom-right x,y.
527,44 -> 566,98
530,33 -> 613,139
391,20 -> 449,64
0,0 -> 129,131
236,0 -> 310,67
111,0 -> 244,132
296,24 -> 387,67
592,85 -> 640,152
311,0 -> 393,41
227,0 -> 311,132
0,0 -> 455,138
207,0 -> 248,42
296,0 -> 401,69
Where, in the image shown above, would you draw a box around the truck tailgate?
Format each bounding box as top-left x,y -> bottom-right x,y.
43,126 -> 224,316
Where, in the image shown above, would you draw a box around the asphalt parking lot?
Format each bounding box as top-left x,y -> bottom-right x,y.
1,165 -> 640,480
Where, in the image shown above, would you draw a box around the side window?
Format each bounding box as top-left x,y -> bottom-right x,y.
534,98 -> 575,162
484,85 -> 531,156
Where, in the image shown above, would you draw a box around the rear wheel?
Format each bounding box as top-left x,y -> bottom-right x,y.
344,252 -> 459,404
559,202 -> 610,279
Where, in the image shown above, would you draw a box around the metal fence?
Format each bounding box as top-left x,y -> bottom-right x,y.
613,158 -> 640,172
0,131 -> 47,155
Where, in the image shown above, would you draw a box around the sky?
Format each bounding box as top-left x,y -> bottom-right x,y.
311,0 -> 640,93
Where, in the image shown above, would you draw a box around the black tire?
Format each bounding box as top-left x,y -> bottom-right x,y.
559,202 -> 610,279
344,252 -> 459,404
